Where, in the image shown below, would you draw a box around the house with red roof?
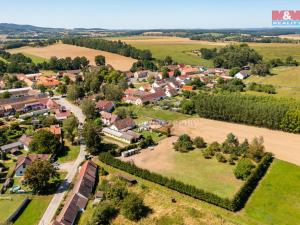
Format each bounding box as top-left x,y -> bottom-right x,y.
111,117 -> 136,132
100,111 -> 119,126
54,161 -> 97,225
95,100 -> 115,113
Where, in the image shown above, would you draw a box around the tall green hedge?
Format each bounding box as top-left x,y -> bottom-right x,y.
190,93 -> 300,132
99,152 -> 273,211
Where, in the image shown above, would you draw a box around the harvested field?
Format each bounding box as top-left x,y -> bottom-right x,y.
171,118 -> 300,166
8,43 -> 137,71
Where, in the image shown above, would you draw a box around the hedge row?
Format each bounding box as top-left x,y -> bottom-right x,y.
232,153 -> 273,210
99,152 -> 273,211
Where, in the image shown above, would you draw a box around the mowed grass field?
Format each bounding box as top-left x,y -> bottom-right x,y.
114,36 -> 300,66
0,194 -> 52,225
8,43 -> 137,71
244,159 -> 300,225
84,158 -> 300,225
124,105 -> 191,123
0,195 -> 26,222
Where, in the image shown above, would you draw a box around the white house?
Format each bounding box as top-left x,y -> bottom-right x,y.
15,154 -> 51,177
234,71 -> 250,80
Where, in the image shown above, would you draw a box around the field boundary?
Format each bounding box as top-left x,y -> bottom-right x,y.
99,152 -> 273,211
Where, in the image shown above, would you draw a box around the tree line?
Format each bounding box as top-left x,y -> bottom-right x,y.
184,92 -> 300,132
0,50 -> 89,75
99,152 -> 273,211
62,37 -> 152,61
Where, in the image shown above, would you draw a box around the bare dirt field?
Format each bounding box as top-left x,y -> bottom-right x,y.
8,43 -> 137,71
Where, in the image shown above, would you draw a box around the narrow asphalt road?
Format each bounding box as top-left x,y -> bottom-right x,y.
38,97 -> 86,225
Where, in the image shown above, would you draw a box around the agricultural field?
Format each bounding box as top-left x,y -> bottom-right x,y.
8,43 -> 137,71
22,52 -> 49,64
246,66 -> 300,100
114,36 -> 300,66
171,118 -> 300,166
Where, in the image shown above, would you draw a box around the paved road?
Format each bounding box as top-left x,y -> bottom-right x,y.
38,97 -> 86,225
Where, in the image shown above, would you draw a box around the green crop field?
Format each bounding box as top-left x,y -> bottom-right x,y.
130,43 -> 215,66
118,37 -> 300,67
22,53 -> 49,64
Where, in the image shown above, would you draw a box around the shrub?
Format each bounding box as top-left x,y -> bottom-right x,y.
121,193 -> 147,221
99,167 -> 108,176
234,158 -> 255,180
193,136 -> 207,148
88,202 -> 118,225
216,153 -> 227,163
174,134 -> 194,152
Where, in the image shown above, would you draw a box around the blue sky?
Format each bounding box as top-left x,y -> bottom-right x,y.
1,0 -> 300,29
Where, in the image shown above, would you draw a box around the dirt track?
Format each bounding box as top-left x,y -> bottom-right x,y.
9,43 -> 137,71
171,118 -> 300,166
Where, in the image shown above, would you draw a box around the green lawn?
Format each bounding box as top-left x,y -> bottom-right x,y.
243,159 -> 300,225
14,195 -> 53,225
139,130 -> 166,142
57,141 -> 80,163
0,195 -> 26,222
246,66 -> 300,100
158,150 -> 243,198
22,53 -> 49,64
126,105 -> 191,123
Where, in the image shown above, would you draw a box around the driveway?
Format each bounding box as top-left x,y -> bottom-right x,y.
38,97 -> 86,225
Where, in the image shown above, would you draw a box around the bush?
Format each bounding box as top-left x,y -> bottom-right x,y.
234,158 -> 255,180
193,136 -> 207,148
216,153 -> 227,163
99,167 -> 108,176
88,202 -> 118,225
174,134 -> 194,152
121,193 -> 147,221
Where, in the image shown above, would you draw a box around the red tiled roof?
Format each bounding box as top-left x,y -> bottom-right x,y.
95,100 -> 114,111
182,85 -> 194,91
112,118 -> 135,131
